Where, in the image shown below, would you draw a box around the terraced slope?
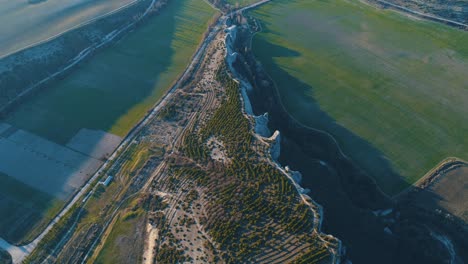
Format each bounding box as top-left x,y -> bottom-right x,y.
250,0 -> 468,194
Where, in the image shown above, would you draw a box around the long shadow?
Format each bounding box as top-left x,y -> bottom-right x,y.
0,0 -> 191,244
238,31 -> 397,264
251,34 -> 408,194
233,23 -> 468,263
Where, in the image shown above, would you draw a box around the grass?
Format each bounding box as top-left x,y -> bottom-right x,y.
0,172 -> 64,244
250,0 -> 468,194
5,0 -> 217,145
118,143 -> 164,182
94,207 -> 145,264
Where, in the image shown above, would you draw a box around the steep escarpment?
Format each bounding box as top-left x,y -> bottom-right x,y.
225,23 -> 341,262
231,14 -> 466,264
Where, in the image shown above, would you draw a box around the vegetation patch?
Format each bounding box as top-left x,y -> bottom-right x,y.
24,204 -> 81,264
94,203 -> 146,264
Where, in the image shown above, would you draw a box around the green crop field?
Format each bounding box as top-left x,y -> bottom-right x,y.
251,0 -> 468,194
5,0 -> 217,145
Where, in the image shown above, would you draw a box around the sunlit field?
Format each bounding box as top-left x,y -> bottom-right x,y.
251,0 -> 468,194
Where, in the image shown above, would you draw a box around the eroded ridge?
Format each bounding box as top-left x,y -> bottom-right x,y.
139,24 -> 340,263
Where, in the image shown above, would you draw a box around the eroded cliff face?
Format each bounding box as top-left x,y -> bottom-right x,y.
228,15 -> 467,264
225,23 -> 342,263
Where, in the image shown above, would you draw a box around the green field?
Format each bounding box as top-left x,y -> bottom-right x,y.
0,173 -> 64,244
251,0 -> 468,194
5,0 -> 217,145
94,209 -> 145,264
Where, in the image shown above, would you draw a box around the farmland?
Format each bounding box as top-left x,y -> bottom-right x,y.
5,0 -> 217,145
0,0 -> 137,58
0,0 -> 216,245
250,0 -> 468,194
93,201 -> 146,264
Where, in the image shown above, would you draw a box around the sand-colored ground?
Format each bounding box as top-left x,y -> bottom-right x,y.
142,224 -> 158,264
206,136 -> 230,164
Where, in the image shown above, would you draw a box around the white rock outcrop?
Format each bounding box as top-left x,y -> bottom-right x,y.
254,112 -> 271,137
